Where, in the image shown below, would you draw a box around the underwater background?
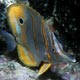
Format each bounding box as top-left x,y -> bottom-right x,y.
0,0 -> 80,80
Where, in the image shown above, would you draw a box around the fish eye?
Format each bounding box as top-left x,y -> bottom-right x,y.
19,18 -> 24,25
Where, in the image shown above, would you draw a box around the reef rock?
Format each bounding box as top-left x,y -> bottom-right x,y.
0,55 -> 37,80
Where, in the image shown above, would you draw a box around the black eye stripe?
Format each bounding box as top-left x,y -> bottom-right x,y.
19,18 -> 24,24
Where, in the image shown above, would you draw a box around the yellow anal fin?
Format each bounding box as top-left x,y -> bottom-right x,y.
37,63 -> 51,77
17,44 -> 39,67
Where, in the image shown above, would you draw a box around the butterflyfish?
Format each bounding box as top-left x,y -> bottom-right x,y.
6,3 -> 76,77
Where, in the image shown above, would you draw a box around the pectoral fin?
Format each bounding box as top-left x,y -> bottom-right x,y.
17,44 -> 39,67
37,63 -> 51,77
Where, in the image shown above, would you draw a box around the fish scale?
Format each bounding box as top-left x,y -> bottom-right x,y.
25,7 -> 49,62
31,12 -> 47,61
24,9 -> 41,63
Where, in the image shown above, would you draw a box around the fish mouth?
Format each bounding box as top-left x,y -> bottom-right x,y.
51,32 -> 76,63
